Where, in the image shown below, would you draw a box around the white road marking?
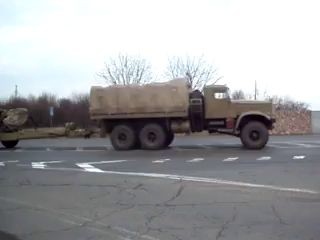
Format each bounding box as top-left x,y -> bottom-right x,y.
186,158 -> 204,163
223,157 -> 239,162
76,163 -> 104,172
293,155 -> 305,160
152,159 -> 171,163
294,143 -> 314,148
197,144 -> 211,149
271,141 -> 320,148
85,160 -> 128,165
268,144 -> 292,149
7,160 -> 19,163
76,147 -> 83,152
14,149 -> 22,152
46,148 -> 51,151
257,156 -> 272,161
31,161 -> 62,169
0,160 -> 20,166
41,167 -> 318,195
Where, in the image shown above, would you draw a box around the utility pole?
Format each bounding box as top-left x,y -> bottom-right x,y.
254,80 -> 257,100
14,85 -> 18,98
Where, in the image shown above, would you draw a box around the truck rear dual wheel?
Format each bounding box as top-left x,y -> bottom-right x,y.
110,123 -> 173,151
139,123 -> 167,150
1,140 -> 19,149
240,121 -> 269,149
110,124 -> 137,151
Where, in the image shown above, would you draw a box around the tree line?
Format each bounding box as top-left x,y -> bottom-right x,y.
0,93 -> 91,128
231,89 -> 309,111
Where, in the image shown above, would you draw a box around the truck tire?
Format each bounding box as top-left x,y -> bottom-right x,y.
240,121 -> 269,149
1,140 -> 19,149
165,131 -> 174,147
139,123 -> 166,150
110,124 -> 137,151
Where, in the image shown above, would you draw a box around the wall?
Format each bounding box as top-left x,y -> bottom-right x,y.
312,111 -> 320,134
271,110 -> 311,135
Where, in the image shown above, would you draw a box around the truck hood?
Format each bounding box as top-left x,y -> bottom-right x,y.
231,100 -> 274,117
231,100 -> 270,104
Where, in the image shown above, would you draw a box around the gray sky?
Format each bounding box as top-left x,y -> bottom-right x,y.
1,0 -> 320,109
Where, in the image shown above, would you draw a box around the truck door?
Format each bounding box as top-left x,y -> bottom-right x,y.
204,88 -> 231,119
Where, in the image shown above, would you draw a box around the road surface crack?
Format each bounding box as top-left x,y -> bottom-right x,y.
165,185 -> 185,204
271,205 -> 288,225
216,206 -> 237,240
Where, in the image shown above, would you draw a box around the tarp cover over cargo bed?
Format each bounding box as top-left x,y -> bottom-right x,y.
90,78 -> 190,119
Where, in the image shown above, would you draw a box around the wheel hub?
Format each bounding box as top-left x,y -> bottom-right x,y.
118,133 -> 127,142
250,130 -> 260,141
147,132 -> 157,143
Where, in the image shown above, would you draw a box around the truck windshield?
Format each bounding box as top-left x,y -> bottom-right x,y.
214,91 -> 230,99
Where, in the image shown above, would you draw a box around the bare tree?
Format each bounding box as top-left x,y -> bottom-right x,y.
266,95 -> 309,111
98,54 -> 152,85
165,56 -> 221,90
231,90 -> 246,100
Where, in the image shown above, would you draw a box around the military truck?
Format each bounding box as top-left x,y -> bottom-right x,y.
90,79 -> 275,151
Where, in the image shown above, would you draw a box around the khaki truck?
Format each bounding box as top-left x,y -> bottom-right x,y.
90,78 -> 275,150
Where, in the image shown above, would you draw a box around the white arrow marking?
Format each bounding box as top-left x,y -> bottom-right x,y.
0,162 -> 4,167
76,163 -> 104,172
293,155 -> 305,160
186,158 -> 204,163
223,157 -> 239,162
32,161 -> 62,169
152,159 -> 171,163
76,160 -> 127,172
257,156 -> 271,161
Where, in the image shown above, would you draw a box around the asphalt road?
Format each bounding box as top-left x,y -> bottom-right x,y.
1,135 -> 320,240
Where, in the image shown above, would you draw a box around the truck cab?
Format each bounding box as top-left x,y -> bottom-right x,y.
201,84 -> 275,149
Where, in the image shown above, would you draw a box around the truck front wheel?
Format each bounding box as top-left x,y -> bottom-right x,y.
110,124 -> 137,151
139,123 -> 166,150
1,140 -> 19,149
240,121 -> 269,149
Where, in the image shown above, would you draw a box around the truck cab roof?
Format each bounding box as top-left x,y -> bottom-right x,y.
204,84 -> 229,92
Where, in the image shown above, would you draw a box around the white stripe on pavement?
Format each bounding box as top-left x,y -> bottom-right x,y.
268,144 -> 291,149
42,167 -> 318,195
256,156 -> 271,161
186,158 -> 204,163
0,162 -> 4,166
76,163 -> 104,172
293,155 -> 305,160
223,157 -> 239,162
86,160 -> 128,165
152,159 -> 171,163
32,161 -> 62,169
76,160 -> 127,172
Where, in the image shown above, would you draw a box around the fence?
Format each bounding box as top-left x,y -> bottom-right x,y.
312,111 -> 320,134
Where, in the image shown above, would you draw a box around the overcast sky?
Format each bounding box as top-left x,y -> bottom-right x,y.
1,0 -> 319,109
